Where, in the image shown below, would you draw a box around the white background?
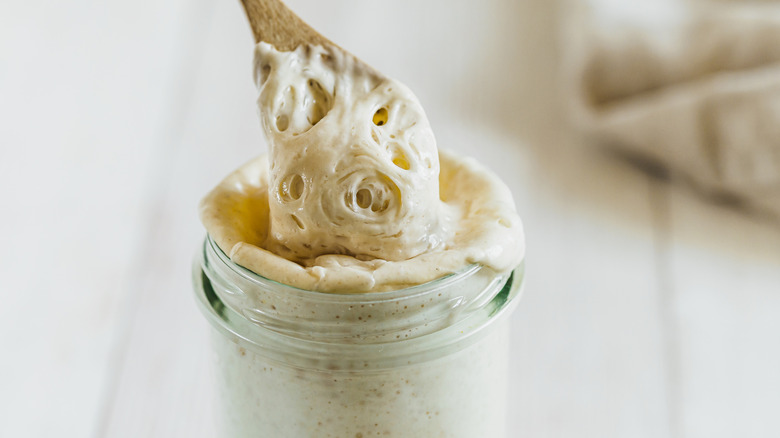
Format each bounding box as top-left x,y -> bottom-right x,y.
1,1 -> 779,437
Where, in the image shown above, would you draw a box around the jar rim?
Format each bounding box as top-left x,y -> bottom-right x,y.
193,234 -> 525,367
205,234 -> 483,300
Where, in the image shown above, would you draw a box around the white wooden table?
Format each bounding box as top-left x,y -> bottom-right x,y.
2,1 -> 779,437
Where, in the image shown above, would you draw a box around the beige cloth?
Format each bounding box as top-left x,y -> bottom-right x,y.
565,0 -> 780,215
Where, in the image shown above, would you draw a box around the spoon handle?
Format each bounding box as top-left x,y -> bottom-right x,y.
240,0 -> 331,50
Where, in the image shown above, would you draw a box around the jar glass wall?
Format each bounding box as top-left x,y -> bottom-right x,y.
193,236 -> 524,437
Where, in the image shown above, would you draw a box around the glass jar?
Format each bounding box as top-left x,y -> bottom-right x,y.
193,235 -> 524,438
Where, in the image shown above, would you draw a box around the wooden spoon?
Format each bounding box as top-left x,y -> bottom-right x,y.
239,0 -> 383,84
240,0 -> 333,50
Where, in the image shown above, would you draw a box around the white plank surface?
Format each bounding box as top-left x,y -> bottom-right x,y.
506,134 -> 673,437
0,1 -> 193,436
2,1 -> 780,437
99,0 -> 257,435
666,184 -> 780,438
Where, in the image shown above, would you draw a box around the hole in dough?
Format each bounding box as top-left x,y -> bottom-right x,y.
356,188 -> 372,209
305,79 -> 331,126
275,86 -> 295,132
276,114 -> 289,132
387,144 -> 411,170
279,174 -> 305,201
392,155 -> 410,170
371,194 -> 390,213
373,107 -> 388,126
291,215 -> 305,229
289,174 -> 304,200
259,64 -> 271,85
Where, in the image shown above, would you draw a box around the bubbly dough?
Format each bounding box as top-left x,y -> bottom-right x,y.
200,43 -> 525,293
256,43 -> 450,263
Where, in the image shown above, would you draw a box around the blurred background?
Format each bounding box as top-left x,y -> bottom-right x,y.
1,0 -> 779,437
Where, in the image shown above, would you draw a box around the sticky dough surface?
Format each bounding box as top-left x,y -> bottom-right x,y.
200,43 -> 524,292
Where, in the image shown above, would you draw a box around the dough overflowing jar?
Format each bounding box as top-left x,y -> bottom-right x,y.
193,235 -> 524,437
